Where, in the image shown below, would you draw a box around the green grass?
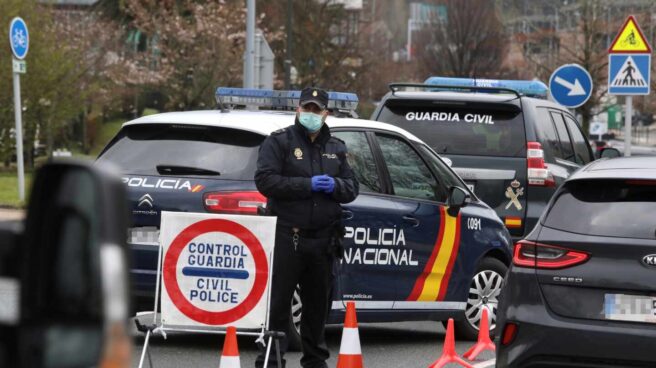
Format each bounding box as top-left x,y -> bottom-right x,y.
0,172 -> 33,208
142,108 -> 159,116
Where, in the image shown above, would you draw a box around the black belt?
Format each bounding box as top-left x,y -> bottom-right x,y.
277,225 -> 333,239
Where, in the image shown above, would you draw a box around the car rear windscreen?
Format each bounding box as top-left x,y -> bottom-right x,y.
544,179 -> 656,239
377,100 -> 525,157
96,124 -> 264,180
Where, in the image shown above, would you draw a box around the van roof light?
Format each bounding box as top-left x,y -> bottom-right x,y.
215,87 -> 359,116
423,77 -> 548,98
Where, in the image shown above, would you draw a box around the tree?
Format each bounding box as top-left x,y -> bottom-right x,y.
0,0 -> 128,164
259,1 -> 370,92
122,0 -> 252,111
414,0 -> 509,78
509,0 -> 610,136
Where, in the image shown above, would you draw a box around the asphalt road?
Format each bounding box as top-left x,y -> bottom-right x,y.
0,210 -> 496,367
131,321 -> 495,368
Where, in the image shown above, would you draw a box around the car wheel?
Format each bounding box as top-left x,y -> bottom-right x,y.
455,257 -> 507,340
287,286 -> 302,351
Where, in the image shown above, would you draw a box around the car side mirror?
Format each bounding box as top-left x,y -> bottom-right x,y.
600,147 -> 621,159
1,160 -> 131,368
447,186 -> 470,215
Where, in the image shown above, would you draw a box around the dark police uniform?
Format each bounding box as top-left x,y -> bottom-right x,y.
254,97 -> 358,367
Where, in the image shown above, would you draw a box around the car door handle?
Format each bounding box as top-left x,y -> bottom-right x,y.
342,210 -> 354,220
402,215 -> 420,227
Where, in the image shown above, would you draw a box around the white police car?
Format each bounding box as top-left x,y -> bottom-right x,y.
96,88 -> 512,345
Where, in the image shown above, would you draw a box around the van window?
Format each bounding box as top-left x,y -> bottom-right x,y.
535,108 -> 563,159
377,101 -> 525,157
550,112 -> 575,162
564,115 -> 592,164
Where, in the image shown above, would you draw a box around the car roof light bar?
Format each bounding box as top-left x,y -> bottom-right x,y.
424,77 -> 548,98
215,87 -> 359,116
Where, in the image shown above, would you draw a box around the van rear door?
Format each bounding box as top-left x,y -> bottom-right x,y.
374,100 -> 528,237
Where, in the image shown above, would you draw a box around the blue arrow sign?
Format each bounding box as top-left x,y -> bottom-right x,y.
9,17 -> 29,60
549,64 -> 593,108
608,54 -> 651,95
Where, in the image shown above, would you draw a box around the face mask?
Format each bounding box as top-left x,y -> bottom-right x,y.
298,112 -> 323,133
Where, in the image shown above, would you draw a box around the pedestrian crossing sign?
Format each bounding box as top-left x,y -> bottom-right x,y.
608,54 -> 650,95
608,15 -> 651,53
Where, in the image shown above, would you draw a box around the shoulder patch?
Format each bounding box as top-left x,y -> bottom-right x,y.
271,128 -> 287,135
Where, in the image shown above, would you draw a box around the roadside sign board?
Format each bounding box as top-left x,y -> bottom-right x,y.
589,122 -> 608,136
9,17 -> 29,60
608,15 -> 652,96
608,54 -> 650,95
160,211 -> 276,329
549,64 -> 593,108
12,59 -> 26,74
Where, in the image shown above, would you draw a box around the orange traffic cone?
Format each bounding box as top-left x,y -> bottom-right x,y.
337,301 -> 364,368
219,326 -> 240,368
427,319 -> 473,368
463,308 -> 496,361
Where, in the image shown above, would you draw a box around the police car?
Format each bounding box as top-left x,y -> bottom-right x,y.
96,88 -> 512,345
372,77 -> 598,240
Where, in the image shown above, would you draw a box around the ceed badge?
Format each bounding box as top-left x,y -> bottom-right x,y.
294,148 -> 303,160
312,90 -> 318,97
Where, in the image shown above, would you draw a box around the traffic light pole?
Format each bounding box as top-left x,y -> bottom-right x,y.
244,0 -> 255,88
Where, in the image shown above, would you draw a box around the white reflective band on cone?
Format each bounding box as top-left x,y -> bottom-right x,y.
219,356 -> 241,368
339,328 -> 362,355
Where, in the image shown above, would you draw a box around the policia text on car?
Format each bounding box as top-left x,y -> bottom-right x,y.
254,87 -> 359,368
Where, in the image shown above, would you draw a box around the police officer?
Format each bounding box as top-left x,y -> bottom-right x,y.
254,87 -> 359,368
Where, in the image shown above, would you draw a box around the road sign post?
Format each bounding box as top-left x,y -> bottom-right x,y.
549,64 -> 593,109
607,15 -> 652,157
9,17 -> 29,202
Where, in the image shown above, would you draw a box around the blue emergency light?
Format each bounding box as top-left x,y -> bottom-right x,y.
424,77 -> 548,98
215,87 -> 359,113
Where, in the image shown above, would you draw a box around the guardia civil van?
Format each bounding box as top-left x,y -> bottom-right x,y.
372,77 -> 606,240
96,87 -> 512,347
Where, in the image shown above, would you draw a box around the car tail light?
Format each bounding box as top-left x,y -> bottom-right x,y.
501,322 -> 518,346
203,191 -> 267,215
527,141 -> 555,187
513,240 -> 589,269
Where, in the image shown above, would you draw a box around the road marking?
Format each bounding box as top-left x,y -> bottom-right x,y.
472,359 -> 496,368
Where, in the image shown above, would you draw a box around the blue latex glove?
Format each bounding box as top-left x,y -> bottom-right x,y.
311,175 -> 325,192
320,176 -> 335,193
311,175 -> 336,193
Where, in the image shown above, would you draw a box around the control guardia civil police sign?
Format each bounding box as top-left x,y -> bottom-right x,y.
9,17 -> 29,60
160,212 -> 276,329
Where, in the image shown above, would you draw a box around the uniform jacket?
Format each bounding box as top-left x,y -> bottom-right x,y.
255,119 -> 359,230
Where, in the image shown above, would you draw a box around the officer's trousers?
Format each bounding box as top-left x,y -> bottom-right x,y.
255,227 -> 334,368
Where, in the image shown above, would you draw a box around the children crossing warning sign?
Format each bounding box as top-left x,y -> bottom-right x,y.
159,211 -> 276,329
608,16 -> 652,95
608,15 -> 652,53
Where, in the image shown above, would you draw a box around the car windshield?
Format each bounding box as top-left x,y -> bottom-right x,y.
377,100 -> 526,157
543,179 -> 656,239
96,124 -> 264,180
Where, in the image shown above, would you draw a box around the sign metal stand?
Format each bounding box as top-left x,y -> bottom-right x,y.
136,214 -> 283,368
607,15 -> 652,157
